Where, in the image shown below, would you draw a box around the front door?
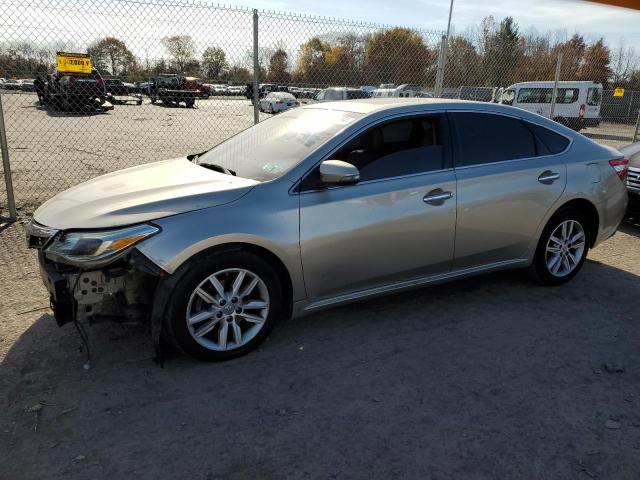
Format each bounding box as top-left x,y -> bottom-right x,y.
298,114 -> 457,300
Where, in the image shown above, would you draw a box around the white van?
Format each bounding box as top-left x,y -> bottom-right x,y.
498,81 -> 602,131
372,84 -> 424,98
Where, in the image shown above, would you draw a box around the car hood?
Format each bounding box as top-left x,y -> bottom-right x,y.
34,157 -> 258,230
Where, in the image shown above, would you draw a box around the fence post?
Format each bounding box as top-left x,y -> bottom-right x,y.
0,94 -> 17,220
549,52 -> 563,121
252,9 -> 260,125
434,35 -> 447,98
633,109 -> 640,143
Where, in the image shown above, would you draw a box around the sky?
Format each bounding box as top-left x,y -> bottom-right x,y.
222,0 -> 640,46
5,0 -> 640,63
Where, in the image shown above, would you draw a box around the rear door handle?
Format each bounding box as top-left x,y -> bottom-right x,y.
538,171 -> 560,184
423,190 -> 453,205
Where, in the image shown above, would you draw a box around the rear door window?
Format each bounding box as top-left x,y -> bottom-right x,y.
587,88 -> 602,106
451,112 -> 537,166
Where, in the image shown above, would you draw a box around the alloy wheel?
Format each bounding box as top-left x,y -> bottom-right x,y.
186,268 -> 270,351
545,220 -> 586,278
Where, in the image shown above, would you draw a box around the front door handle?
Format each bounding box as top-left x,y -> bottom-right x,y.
423,190 -> 453,205
538,171 -> 560,184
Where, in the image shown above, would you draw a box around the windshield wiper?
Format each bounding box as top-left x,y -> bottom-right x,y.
198,162 -> 236,176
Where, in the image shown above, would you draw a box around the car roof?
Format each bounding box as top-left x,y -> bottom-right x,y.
300,97 -> 506,114
507,81 -> 602,87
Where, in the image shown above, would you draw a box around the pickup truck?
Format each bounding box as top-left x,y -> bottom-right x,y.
148,75 -> 205,108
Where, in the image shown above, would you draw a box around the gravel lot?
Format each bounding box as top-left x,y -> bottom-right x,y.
1,92 -> 640,479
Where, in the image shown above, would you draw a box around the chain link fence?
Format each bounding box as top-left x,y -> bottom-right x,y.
0,0 -> 639,216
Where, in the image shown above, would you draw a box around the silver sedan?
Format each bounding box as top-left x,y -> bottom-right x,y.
27,99 -> 629,361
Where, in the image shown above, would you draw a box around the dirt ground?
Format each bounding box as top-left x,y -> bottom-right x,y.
1,213 -> 639,479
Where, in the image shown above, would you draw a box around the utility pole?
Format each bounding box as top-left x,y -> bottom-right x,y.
435,0 -> 454,98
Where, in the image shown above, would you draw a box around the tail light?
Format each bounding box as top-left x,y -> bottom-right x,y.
609,158 -> 629,182
579,104 -> 585,119
275,100 -> 284,104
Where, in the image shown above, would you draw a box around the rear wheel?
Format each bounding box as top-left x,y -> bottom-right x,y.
165,251 -> 282,361
530,208 -> 590,285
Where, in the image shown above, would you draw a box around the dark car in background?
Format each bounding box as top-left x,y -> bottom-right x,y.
3,79 -> 23,90
148,74 -> 204,107
21,79 -> 35,92
104,78 -> 135,96
621,142 -> 640,213
44,69 -> 111,111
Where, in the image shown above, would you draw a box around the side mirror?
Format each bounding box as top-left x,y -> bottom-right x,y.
319,160 -> 360,185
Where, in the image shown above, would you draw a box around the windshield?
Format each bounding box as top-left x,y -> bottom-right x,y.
197,108 -> 363,181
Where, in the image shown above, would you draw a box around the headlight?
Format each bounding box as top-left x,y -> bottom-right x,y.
46,224 -> 159,267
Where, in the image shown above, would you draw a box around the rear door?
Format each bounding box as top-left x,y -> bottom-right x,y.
449,111 -> 568,270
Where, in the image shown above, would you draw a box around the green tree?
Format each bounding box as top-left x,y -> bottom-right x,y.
87,37 -> 136,76
578,38 -> 612,86
554,34 -> 586,80
201,47 -> 228,80
444,36 -> 481,87
482,17 -> 520,86
267,48 -> 290,83
295,37 -> 330,84
364,28 -> 434,86
222,65 -> 252,83
161,35 -> 196,73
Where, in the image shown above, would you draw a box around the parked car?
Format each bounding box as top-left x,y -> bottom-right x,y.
104,78 -> 133,95
44,69 -> 111,111
210,84 -> 228,96
498,81 -> 602,131
314,87 -> 370,102
3,79 -> 23,90
259,91 -> 299,113
148,75 -> 204,107
26,99 -> 628,362
620,141 -> 640,213
227,85 -> 246,96
245,83 -> 277,103
135,81 -> 150,95
372,84 -> 424,98
20,79 -> 35,92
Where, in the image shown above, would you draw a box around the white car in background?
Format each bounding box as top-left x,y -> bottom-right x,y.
259,92 -> 299,113
498,81 -> 602,131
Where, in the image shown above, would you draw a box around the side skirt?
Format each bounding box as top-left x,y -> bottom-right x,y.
292,258 -> 529,318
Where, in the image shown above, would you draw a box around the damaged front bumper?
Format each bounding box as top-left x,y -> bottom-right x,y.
26,220 -> 164,327
38,249 -> 162,327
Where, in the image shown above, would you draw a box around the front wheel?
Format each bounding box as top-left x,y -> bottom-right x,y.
530,208 -> 590,285
165,251 -> 282,361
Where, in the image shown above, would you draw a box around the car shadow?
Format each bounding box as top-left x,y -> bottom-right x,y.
2,257 -> 640,478
620,214 -> 640,236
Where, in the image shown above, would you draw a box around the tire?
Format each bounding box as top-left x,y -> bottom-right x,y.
185,98 -> 195,108
530,208 -> 591,286
165,251 -> 283,361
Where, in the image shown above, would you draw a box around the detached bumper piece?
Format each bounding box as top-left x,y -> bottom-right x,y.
38,250 -> 161,327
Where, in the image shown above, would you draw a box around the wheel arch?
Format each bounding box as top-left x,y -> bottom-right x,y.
148,240 -> 295,363
549,197 -> 600,248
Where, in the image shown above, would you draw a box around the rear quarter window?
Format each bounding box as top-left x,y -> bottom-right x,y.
525,122 -> 570,154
